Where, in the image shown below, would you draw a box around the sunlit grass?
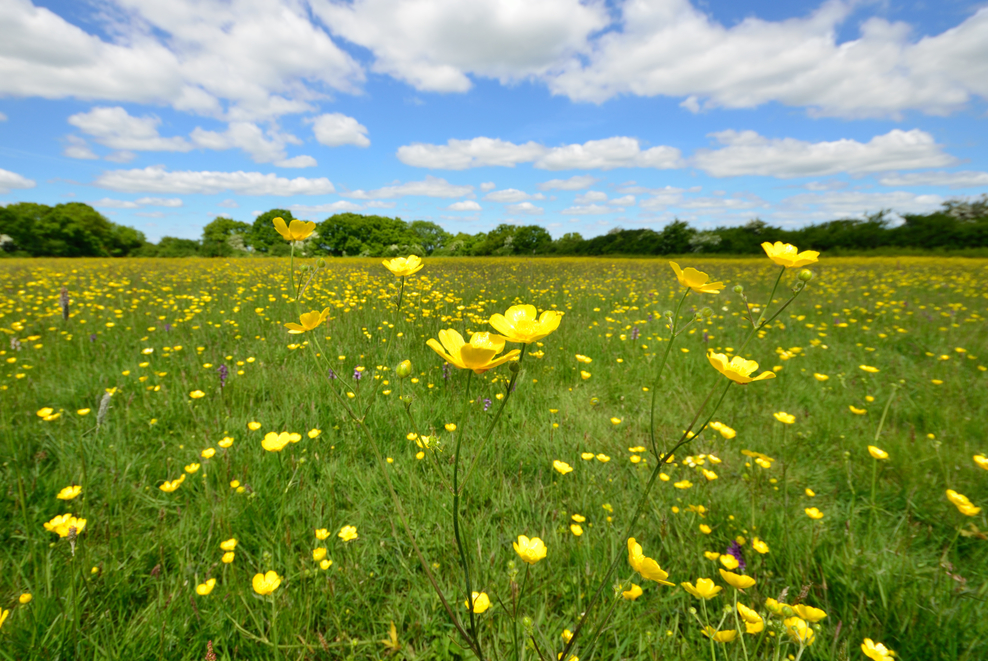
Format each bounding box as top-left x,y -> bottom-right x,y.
0,256 -> 986,660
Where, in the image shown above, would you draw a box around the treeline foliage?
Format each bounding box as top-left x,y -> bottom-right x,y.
3,196 -> 987,258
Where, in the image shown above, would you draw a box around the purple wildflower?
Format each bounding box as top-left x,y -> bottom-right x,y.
630,326 -> 639,341
481,397 -> 492,412
327,368 -> 337,380
353,368 -> 362,381
89,334 -> 97,342
217,364 -> 228,389
164,323 -> 171,332
726,541 -> 746,573
647,313 -> 654,322
442,362 -> 451,380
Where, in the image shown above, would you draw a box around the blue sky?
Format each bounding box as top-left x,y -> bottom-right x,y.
1,0 -> 987,242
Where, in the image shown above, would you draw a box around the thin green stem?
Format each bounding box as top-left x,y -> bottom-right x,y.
648,289 -> 690,457
452,371 -> 482,656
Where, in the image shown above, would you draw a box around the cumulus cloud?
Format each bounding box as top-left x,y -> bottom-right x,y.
778,190 -> 945,219
506,202 -> 543,214
94,166 -> 335,195
397,137 -> 546,169
448,200 -> 482,211
69,107 -> 194,152
0,112 -> 7,121
343,176 -> 472,199
0,168 -> 36,194
312,0 -> 607,92
561,204 -> 619,215
276,155 -> 318,168
0,0 -> 363,120
483,188 -> 544,203
547,1 -> 988,118
398,136 -> 682,171
479,182 -> 496,191
878,171 -> 988,188
190,122 -> 309,164
692,129 -> 956,178
610,195 -> 636,206
575,190 -> 608,204
63,135 -> 99,160
679,194 -> 766,210
538,175 -> 598,191
310,113 -> 370,148
218,199 -> 239,208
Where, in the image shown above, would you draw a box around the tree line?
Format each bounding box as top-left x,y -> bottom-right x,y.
2,196 -> 986,258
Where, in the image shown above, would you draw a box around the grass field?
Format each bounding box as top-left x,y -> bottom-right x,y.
1,255 -> 986,661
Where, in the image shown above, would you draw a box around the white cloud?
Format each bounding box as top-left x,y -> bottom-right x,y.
63,135 -> 98,160
344,176 -> 472,199
448,200 -> 482,211
310,113 -> 370,148
561,204 -> 619,215
547,1 -> 988,118
483,188 -> 544,203
399,136 -> 682,171
479,182 -> 496,191
136,197 -> 182,207
312,0 -> 608,92
0,0 -> 364,120
878,171 -> 988,188
778,190 -> 945,219
506,202 -> 543,214
0,168 -> 36,194
575,190 -> 608,204
289,201 -> 363,214
94,166 -> 336,195
679,195 -> 766,210
397,137 -> 546,169
105,151 -> 136,163
693,129 -> 956,178
218,199 -> 239,208
276,155 -> 318,168
91,197 -> 139,209
537,175 -> 597,191
535,137 -> 683,171
366,201 -> 397,209
190,122 -> 303,164
610,195 -> 636,206
68,107 -> 193,151
0,112 -> 7,121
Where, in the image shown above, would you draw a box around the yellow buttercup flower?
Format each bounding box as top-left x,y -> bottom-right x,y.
489,304 -> 563,344
285,308 -> 331,334
709,421 -> 736,439
793,604 -> 827,623
262,432 -> 292,452
752,538 -> 769,554
315,528 -> 330,540
19,593 -> 32,605
580,370 -> 591,380
784,617 -> 815,646
946,490 -> 981,516
701,626 -> 738,643
273,217 -> 315,242
248,421 -> 262,431
553,460 -> 573,475
719,554 -> 739,570
222,551 -> 235,564
861,638 -> 894,661
737,603 -> 764,634
189,390 -> 205,399
719,569 -> 756,590
805,507 -> 824,519
973,454 -> 988,471
338,525 -> 358,542
622,583 -> 643,600
813,373 -> 829,381
382,255 -> 424,277
252,570 -> 282,595
44,513 -> 87,537
313,547 -> 327,561
627,538 -> 675,585
682,578 -> 722,600
773,411 -> 795,424
196,578 -> 216,596
57,485 -> 82,500
201,448 -> 215,459
707,351 -> 776,385
513,535 -> 547,565
849,406 -> 867,415
859,365 -> 879,373
761,241 -> 819,268
465,591 -> 490,614
219,436 -> 234,448
0,608 -> 9,630
220,538 -> 238,551
570,524 -> 583,536
159,475 -> 185,493
427,329 -> 520,374
868,446 -> 889,460
37,407 -> 54,418
669,262 -> 724,294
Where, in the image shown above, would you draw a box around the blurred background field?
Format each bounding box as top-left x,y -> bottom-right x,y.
1,256 -> 986,660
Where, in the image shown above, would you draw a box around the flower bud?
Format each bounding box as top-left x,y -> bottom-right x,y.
663,310 -> 673,318
396,360 -> 412,378
701,307 -> 712,318
509,361 -> 521,374
733,284 -> 744,294
798,269 -> 813,282
316,258 -> 326,269
521,616 -> 534,632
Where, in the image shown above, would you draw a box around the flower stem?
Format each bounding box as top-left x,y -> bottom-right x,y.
648,289 -> 690,457
451,371 -> 482,655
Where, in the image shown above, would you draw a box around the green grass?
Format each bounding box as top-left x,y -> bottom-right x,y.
1,255 -> 986,661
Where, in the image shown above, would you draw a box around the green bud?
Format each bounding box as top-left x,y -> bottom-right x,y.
509,361 -> 521,374
733,284 -> 744,294
316,258 -> 326,269
521,616 -> 534,632
662,310 -> 673,318
396,359 -> 412,378
798,269 -> 813,282
701,307 -> 713,318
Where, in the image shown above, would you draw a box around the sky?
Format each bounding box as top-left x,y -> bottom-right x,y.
1,0 -> 987,243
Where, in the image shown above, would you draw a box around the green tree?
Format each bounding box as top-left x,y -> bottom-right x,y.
512,225 -> 552,254
315,213 -> 420,256
202,216 -> 252,257
549,232 -> 584,254
409,220 -> 451,255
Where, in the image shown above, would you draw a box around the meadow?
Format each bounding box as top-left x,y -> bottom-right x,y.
1,253 -> 986,661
